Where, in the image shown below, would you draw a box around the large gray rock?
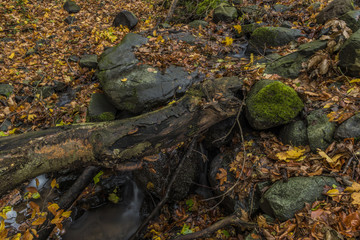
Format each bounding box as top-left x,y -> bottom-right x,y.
113,10 -> 138,29
79,54 -> 98,69
188,20 -> 208,29
97,33 -> 148,72
100,64 -> 197,114
87,93 -> 116,122
265,40 -> 328,78
246,80 -> 304,130
279,120 -> 308,146
213,3 -> 238,23
63,0 -> 80,13
0,84 -> 14,97
307,110 -> 336,151
260,176 -> 338,221
339,10 -> 360,32
250,27 -> 303,49
335,113 -> 360,139
339,29 -> 360,77
316,0 -> 354,24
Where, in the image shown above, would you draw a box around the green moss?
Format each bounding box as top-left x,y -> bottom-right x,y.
184,0 -> 223,17
251,27 -> 278,47
98,112 -> 115,121
247,81 -> 303,124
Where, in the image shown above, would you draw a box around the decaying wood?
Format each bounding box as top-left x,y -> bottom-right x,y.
0,77 -> 242,195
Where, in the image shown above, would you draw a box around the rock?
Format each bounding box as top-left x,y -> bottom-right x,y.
238,23 -> 260,37
245,80 -> 304,130
213,3 -> 238,23
250,27 -> 303,49
134,152 -> 200,201
273,4 -> 290,13
279,120 -> 308,146
113,10 -> 138,29
100,64 -> 198,114
240,5 -> 261,15
260,176 -> 338,221
53,81 -> 67,92
188,20 -> 208,28
339,10 -> 360,32
64,16 -> 76,24
79,54 -> 98,69
0,84 -> 14,97
169,32 -> 196,44
63,0 -> 80,14
309,2 -> 322,12
307,109 -> 335,151
280,21 -> 293,28
316,0 -> 354,24
338,29 -> 360,77
36,86 -> 55,99
335,113 -> 360,139
65,26 -> 80,32
68,55 -> 80,62
159,23 -> 171,29
265,40 -> 328,78
87,93 -> 116,122
0,119 -> 12,132
97,33 -> 148,72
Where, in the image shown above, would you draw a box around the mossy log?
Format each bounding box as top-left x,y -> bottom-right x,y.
0,77 -> 242,195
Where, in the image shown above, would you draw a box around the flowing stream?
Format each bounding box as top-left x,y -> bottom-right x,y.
62,180 -> 143,240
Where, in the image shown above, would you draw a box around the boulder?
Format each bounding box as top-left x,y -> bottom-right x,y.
279,120 -> 308,146
316,0 -> 354,24
245,80 -> 304,130
213,3 -> 238,23
339,29 -> 360,77
339,10 -> 360,32
265,40 -> 328,78
87,93 -> 116,122
307,110 -> 335,151
113,10 -> 138,29
249,27 -> 303,49
0,84 -> 14,97
260,176 -> 338,221
100,64 -> 197,114
63,0 -> 80,14
79,54 -> 98,69
188,20 -> 208,29
97,33 -> 148,72
335,113 -> 360,139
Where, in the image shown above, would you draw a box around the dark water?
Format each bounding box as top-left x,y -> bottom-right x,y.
62,180 -> 143,240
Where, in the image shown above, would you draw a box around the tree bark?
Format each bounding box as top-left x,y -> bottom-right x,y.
0,77 -> 243,195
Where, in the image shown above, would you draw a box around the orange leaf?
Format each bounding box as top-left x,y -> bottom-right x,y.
32,217 -> 46,226
47,203 -> 59,216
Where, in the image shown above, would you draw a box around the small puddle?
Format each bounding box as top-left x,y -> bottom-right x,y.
62,179 -> 143,240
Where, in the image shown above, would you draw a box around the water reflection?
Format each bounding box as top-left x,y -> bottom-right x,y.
62,180 -> 143,240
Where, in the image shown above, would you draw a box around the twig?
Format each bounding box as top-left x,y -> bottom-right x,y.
164,0 -> 179,22
343,156 -> 354,174
173,214 -> 256,240
129,137 -> 197,240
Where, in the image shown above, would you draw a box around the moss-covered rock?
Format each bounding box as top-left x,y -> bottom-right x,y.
87,93 -> 116,122
307,109 -> 335,151
246,80 -> 304,130
338,29 -> 360,77
213,2 -> 238,23
339,10 -> 360,32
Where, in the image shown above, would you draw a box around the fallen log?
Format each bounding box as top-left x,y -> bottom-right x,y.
0,77 -> 243,195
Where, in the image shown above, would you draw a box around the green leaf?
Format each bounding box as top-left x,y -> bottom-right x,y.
0,131 -> 7,137
32,192 -> 41,199
108,193 -> 120,204
185,199 -> 194,211
93,171 -> 104,184
222,230 -> 230,237
180,224 -> 192,235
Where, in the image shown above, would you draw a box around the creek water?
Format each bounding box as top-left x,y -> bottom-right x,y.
62,180 -> 144,240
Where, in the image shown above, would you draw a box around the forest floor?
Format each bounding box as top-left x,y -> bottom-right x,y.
1,0 -> 360,239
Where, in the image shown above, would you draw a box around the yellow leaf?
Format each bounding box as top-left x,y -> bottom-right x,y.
276,147 -> 306,162
147,182 -> 154,190
8,52 -> 15,59
222,37 -> 233,46
323,102 -> 333,108
327,188 -> 339,197
318,149 -> 342,167
51,179 -> 59,189
28,114 -> 36,121
121,78 -> 127,82
350,78 -> 360,83
47,203 -> 59,216
61,211 -> 72,218
345,182 -> 360,193
32,217 -> 47,226
351,192 -> 360,206
233,25 -> 242,34
153,30 -> 157,37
